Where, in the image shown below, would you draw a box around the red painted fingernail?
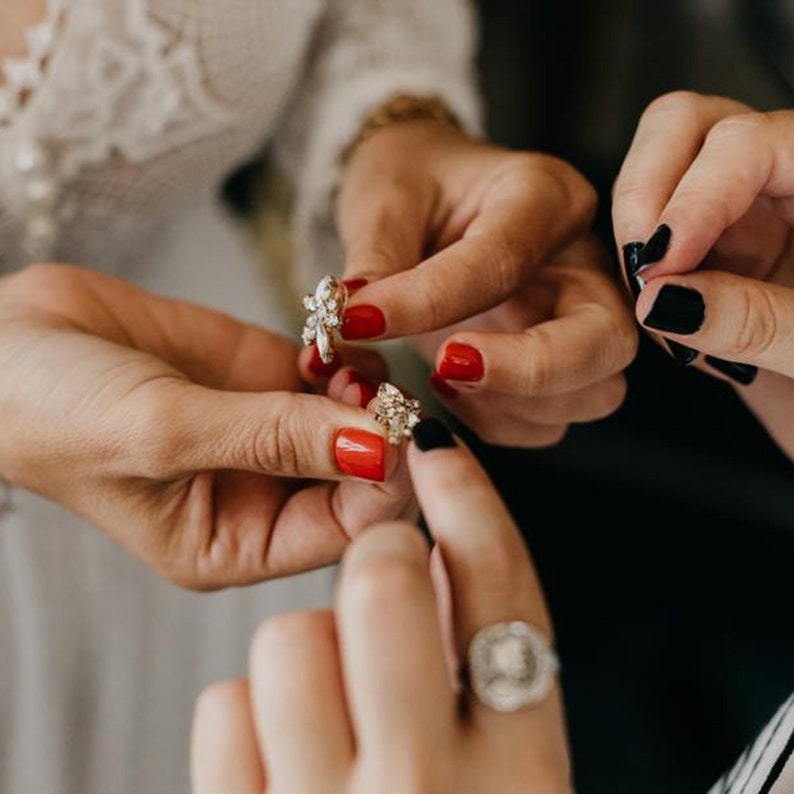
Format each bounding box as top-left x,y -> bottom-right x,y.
308,344 -> 341,377
431,372 -> 459,399
437,343 -> 484,382
349,372 -> 379,407
341,305 -> 386,340
333,428 -> 385,482
342,278 -> 368,296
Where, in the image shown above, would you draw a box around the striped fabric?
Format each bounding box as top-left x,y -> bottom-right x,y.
710,694 -> 794,793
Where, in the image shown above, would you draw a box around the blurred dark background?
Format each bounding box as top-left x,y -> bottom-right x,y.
470,1 -> 794,792
227,2 -> 794,790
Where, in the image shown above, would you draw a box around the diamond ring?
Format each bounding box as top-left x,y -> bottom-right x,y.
302,275 -> 348,364
367,383 -> 422,445
467,621 -> 559,712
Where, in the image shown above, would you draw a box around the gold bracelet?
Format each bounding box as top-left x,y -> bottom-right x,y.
341,93 -> 462,164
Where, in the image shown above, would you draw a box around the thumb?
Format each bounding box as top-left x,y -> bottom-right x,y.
125,386 -> 395,483
636,271 -> 794,379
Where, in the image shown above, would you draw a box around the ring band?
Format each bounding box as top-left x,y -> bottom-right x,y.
467,620 -> 559,712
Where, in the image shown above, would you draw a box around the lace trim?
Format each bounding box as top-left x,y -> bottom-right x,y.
29,0 -> 237,178
0,0 -> 67,127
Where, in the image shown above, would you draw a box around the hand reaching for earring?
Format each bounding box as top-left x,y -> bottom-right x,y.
191,420 -> 571,794
335,120 -> 638,448
613,92 -> 794,459
0,264 -> 414,590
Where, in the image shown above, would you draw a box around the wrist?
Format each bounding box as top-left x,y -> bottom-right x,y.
341,93 -> 465,166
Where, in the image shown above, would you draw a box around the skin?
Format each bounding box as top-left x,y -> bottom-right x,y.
0,264 -> 415,589
613,92 -> 794,458
338,120 -> 638,447
0,12 -> 637,585
192,435 -> 572,794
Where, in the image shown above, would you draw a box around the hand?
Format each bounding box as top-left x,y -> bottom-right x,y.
192,420 -> 571,793
336,120 -> 637,447
0,264 -> 414,589
613,92 -> 794,459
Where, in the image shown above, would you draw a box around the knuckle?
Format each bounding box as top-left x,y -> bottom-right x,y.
343,529 -> 429,613
0,262 -> 79,311
537,156 -> 597,228
251,611 -> 330,663
596,376 -> 629,418
730,283 -> 779,359
517,327 -> 553,395
253,396 -> 303,476
533,424 -> 569,449
129,387 -> 186,478
707,112 -> 766,145
643,90 -> 705,123
194,679 -> 246,720
606,308 -> 641,370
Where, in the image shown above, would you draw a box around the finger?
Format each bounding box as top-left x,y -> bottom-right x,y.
407,422 -> 563,738
340,157 -> 596,341
121,386 -> 398,484
337,523 -> 456,754
297,342 -> 390,390
191,679 -> 264,794
612,92 -> 749,259
644,109 -> 794,277
636,271 -> 794,378
432,376 -> 627,442
4,264 -> 305,393
326,366 -> 380,408
250,611 -> 353,792
337,167 -> 432,285
407,425 -> 550,648
433,304 -> 635,398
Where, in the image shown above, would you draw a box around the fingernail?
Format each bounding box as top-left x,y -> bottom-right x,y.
622,242 -> 646,299
430,372 -> 459,399
437,343 -> 484,382
704,356 -> 758,386
308,344 -> 341,377
412,418 -> 456,452
643,285 -> 705,335
341,305 -> 386,340
665,339 -> 699,367
638,224 -> 672,268
342,278 -> 368,296
349,372 -> 379,408
333,428 -> 385,481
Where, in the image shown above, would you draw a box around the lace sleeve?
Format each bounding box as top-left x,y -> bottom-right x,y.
272,0 -> 483,293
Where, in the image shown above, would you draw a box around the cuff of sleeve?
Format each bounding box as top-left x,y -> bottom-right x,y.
291,68 -> 483,294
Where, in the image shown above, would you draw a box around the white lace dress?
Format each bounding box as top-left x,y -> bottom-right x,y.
0,2 -> 480,792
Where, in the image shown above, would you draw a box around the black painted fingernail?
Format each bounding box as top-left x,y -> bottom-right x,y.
704,356 -> 758,386
412,418 -> 456,452
643,285 -> 705,335
622,242 -> 645,299
638,224 -> 672,268
665,339 -> 699,367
